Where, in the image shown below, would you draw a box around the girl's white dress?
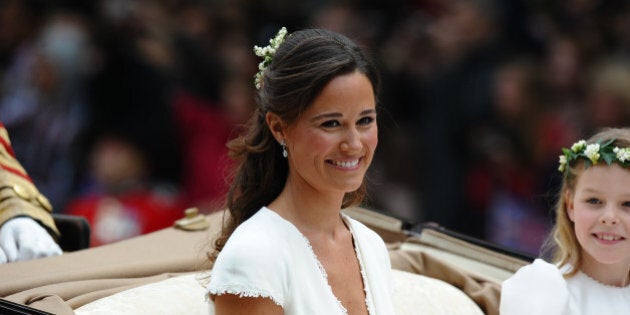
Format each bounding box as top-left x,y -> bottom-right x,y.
501,258 -> 630,315
207,207 -> 394,315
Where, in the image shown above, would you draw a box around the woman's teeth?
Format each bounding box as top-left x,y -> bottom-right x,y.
332,159 -> 359,168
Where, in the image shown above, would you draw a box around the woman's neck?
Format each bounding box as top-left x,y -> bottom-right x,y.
267,176 -> 346,237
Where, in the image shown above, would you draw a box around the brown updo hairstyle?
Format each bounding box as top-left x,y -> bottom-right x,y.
210,28 -> 380,262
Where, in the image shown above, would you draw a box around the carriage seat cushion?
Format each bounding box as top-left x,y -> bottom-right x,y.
74,269 -> 483,315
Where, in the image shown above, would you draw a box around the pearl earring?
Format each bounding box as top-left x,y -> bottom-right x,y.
280,140 -> 288,158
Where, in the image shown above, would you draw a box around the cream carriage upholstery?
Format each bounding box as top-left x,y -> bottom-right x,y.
73,269 -> 483,315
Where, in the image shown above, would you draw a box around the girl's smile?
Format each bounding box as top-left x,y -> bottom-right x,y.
592,232 -> 625,244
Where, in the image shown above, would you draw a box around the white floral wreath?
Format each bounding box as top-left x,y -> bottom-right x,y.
558,138 -> 630,173
253,27 -> 288,90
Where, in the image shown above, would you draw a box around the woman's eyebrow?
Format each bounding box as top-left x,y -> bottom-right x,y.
310,109 -> 377,122
310,112 -> 341,122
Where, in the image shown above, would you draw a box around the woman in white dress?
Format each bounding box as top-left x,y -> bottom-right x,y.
206,27 -> 394,315
500,127 -> 630,314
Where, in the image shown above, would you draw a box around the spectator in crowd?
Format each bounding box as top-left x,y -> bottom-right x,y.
0,7 -> 93,212
65,134 -> 186,246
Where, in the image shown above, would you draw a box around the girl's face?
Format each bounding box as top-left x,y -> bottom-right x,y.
276,71 -> 377,196
567,164 -> 630,269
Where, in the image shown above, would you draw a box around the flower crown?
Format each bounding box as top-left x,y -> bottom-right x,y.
253,27 -> 288,90
558,138 -> 630,173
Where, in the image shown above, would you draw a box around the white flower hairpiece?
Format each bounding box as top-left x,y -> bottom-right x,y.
253,27 -> 288,90
558,138 -> 630,173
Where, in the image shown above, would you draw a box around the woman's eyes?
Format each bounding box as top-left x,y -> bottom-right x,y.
321,120 -> 341,128
320,116 -> 375,128
357,116 -> 375,125
622,201 -> 630,208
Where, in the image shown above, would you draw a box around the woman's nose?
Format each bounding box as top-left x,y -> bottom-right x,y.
340,128 -> 361,152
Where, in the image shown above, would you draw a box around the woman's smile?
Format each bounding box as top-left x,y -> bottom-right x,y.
328,158 -> 362,170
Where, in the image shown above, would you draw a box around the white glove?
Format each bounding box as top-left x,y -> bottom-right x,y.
0,217 -> 62,263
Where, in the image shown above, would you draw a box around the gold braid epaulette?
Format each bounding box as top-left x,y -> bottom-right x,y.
0,125 -> 59,237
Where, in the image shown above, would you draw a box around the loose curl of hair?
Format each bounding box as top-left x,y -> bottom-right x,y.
541,127 -> 630,277
209,28 -> 380,262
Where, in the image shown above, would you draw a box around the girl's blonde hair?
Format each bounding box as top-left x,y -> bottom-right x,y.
543,127 -> 630,276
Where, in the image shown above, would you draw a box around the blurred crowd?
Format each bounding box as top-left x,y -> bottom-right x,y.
2,0 -> 630,254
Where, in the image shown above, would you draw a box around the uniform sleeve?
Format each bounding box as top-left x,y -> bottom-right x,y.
0,123 -> 59,237
207,226 -> 286,307
500,259 -> 570,315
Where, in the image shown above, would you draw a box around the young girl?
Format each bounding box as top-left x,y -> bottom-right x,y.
500,127 -> 630,314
